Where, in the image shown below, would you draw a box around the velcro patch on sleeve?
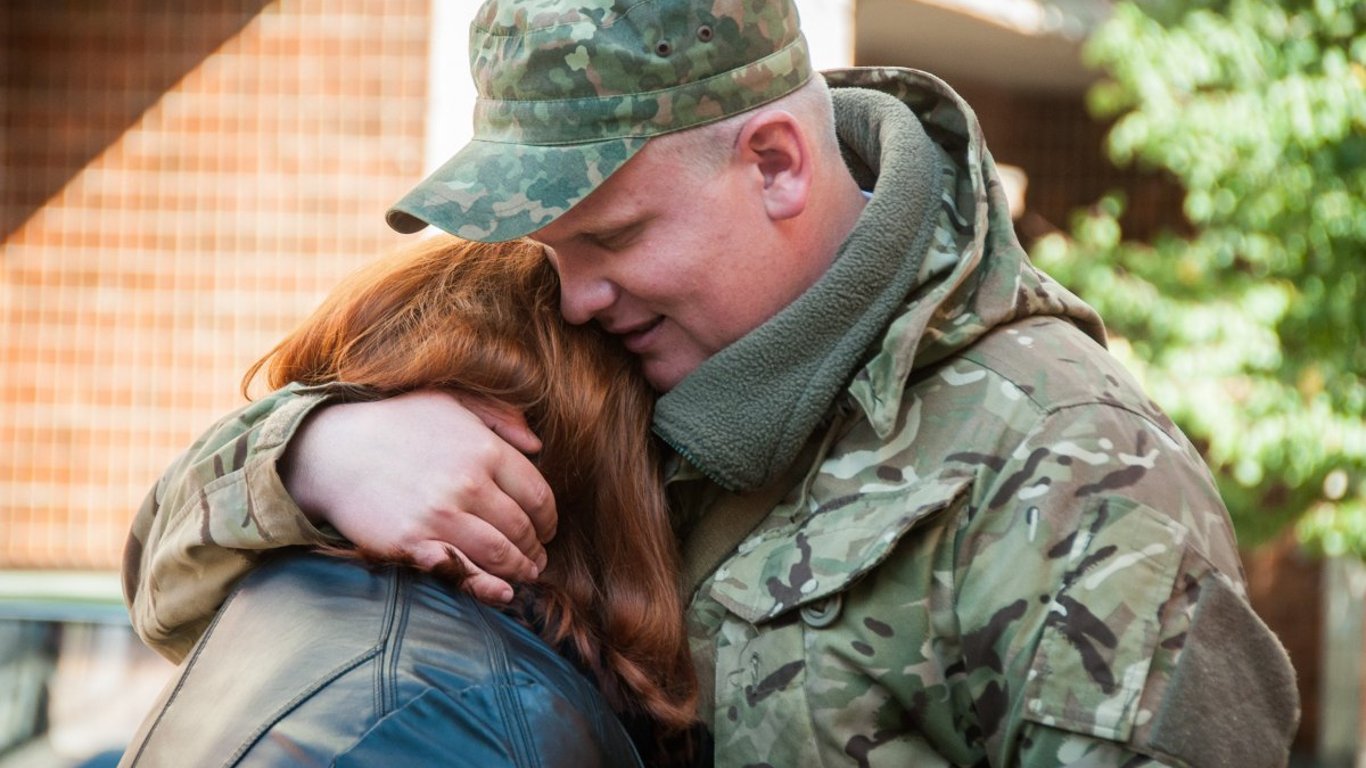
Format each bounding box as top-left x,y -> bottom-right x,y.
1022,497 -> 1186,742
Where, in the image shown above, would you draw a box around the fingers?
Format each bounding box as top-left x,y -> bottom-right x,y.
425,487 -> 546,580
444,391 -> 558,547
488,448 -> 558,548
410,541 -> 515,605
461,572 -> 518,606
461,396 -> 544,456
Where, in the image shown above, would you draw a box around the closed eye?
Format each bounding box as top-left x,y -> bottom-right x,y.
583,219 -> 648,252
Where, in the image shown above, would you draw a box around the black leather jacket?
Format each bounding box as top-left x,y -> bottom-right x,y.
120,553 -> 643,767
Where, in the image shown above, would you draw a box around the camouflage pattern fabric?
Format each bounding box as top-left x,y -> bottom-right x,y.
122,62 -> 1299,768
123,384 -> 341,662
386,0 -> 813,242
674,68 -> 1298,767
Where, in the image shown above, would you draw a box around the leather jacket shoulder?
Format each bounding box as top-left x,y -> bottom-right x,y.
120,552 -> 643,767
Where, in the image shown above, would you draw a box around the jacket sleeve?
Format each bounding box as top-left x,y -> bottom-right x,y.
954,401 -> 1299,768
122,384 -> 345,662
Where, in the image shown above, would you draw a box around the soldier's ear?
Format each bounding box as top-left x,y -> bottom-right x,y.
735,109 -> 811,221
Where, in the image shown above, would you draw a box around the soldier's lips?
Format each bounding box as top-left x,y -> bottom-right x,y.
619,317 -> 665,354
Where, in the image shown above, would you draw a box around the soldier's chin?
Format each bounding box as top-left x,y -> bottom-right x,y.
642,356 -> 696,393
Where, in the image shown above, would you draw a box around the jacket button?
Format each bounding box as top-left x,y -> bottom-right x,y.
799,594 -> 843,628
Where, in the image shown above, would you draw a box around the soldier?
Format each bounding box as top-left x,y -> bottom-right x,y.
125,1 -> 1300,766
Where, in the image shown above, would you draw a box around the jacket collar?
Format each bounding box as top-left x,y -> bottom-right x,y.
828,68 -> 1105,438
652,82 -> 946,492
654,67 -> 1106,489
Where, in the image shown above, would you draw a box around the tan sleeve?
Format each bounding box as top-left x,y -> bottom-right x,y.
122,385 -> 345,662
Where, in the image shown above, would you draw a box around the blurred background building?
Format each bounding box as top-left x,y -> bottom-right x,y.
0,0 -> 1355,765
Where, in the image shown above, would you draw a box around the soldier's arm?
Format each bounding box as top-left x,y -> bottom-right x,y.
954,402 -> 1298,768
124,386 -> 559,662
123,385 -> 341,662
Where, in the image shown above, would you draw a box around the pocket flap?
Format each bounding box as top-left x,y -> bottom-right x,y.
708,473 -> 972,624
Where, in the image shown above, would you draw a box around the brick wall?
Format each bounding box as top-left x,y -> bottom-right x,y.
1,0 -> 431,569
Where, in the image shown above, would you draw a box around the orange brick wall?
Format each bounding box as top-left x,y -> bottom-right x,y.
1,0 -> 432,569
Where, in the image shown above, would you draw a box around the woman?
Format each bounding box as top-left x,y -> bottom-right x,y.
120,236 -> 698,767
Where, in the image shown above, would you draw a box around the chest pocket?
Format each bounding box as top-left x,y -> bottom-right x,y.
709,472 -> 972,624
705,474 -> 972,767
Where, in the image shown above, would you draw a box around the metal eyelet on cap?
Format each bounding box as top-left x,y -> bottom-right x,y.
655,40 -> 673,56
697,24 -> 714,42
799,594 -> 843,628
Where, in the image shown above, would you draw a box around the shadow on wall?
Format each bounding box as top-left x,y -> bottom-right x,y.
1,0 -> 273,240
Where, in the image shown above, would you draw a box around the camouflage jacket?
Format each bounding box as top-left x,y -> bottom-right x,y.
663,69 -> 1299,767
125,68 -> 1299,767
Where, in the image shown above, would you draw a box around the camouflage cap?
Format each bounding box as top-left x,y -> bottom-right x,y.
386,0 -> 813,242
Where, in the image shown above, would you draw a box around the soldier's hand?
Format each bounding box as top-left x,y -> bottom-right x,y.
280,389 -> 555,604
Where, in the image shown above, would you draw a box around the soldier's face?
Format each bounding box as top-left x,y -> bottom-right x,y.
534,139 -> 815,392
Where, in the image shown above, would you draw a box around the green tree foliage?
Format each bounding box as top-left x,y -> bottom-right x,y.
1030,0 -> 1366,554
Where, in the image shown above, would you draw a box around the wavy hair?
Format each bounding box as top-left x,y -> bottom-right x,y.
242,236 -> 697,734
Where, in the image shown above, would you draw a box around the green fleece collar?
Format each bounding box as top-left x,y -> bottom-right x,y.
651,88 -> 947,492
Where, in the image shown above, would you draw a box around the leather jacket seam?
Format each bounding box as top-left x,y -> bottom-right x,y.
470,605 -> 539,766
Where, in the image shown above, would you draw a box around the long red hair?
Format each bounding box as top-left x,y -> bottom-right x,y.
242,236 -> 697,733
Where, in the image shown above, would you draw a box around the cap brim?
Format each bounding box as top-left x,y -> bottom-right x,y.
386,136 -> 648,243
